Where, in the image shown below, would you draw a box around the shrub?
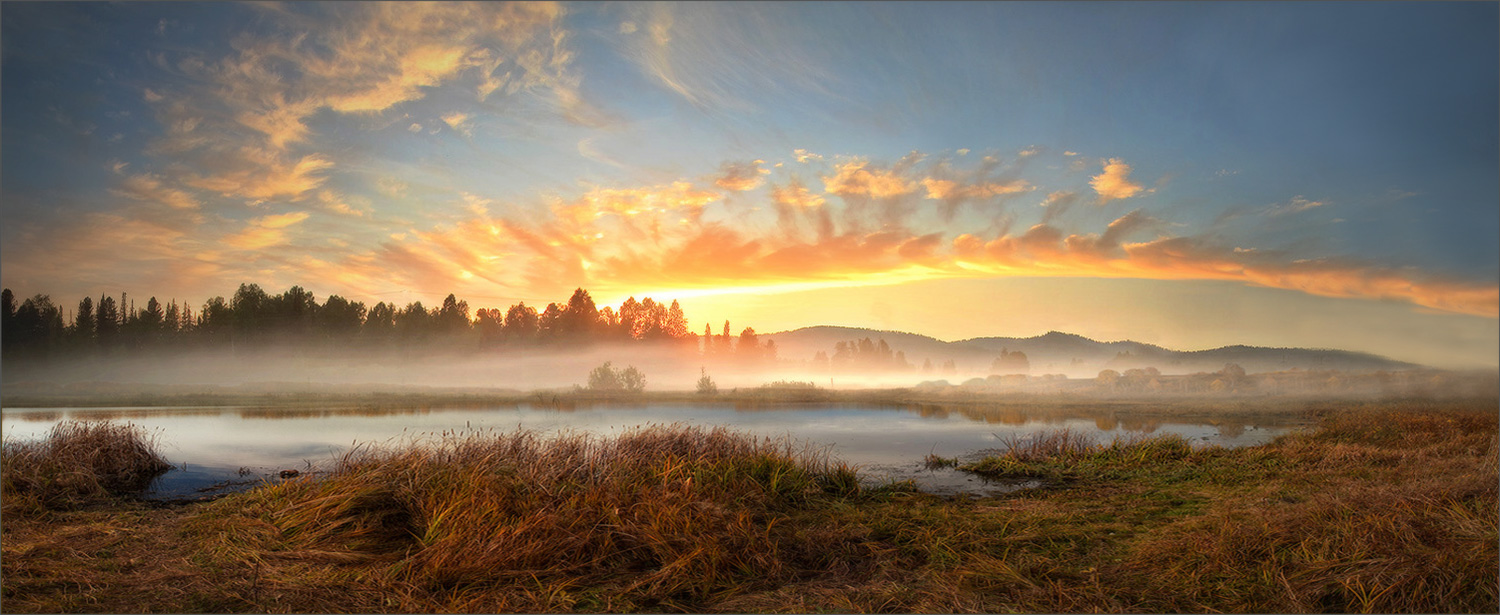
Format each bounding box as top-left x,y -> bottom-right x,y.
586,362 -> 646,393
696,368 -> 718,395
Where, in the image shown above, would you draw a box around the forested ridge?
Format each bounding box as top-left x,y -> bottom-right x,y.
0,285 -> 776,361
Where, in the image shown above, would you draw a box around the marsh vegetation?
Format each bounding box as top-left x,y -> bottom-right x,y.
1,397 -> 1494,613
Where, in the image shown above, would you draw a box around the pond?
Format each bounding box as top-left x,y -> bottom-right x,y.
0,402 -> 1303,498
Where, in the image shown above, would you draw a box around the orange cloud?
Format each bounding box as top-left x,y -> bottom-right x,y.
185,152 -> 332,201
110,174 -> 201,210
771,181 -> 826,209
224,212 -> 312,250
921,177 -> 1032,200
1090,158 -> 1145,202
823,159 -> 917,198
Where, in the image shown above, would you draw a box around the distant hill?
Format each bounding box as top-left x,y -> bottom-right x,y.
764,326 -> 1422,377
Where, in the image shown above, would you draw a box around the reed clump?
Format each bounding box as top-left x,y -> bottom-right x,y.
220,424 -> 863,610
1,421 -> 173,515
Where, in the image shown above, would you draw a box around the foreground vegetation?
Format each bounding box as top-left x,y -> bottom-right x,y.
2,399 -> 1495,613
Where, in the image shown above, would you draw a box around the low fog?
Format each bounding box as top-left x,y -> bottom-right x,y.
3,341 -> 1496,402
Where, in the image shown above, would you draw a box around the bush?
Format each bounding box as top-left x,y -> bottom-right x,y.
696,368 -> 718,395
586,361 -> 646,393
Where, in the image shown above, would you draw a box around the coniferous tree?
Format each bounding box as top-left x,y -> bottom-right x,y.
1,289 -> 15,345
97,295 -> 119,348
364,302 -> 396,344
436,294 -> 471,337
74,296 -> 96,344
164,300 -> 181,336
560,288 -> 599,342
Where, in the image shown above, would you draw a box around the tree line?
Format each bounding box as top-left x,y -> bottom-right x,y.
0,284 -> 776,361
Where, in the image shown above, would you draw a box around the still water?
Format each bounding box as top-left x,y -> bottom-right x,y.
1,402 -> 1301,498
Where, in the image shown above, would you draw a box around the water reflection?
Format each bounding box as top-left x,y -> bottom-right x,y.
2,402 -> 1301,498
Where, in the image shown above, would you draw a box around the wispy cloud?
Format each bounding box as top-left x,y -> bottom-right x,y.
922,178 -> 1031,201
134,2 -> 576,209
1268,195 -> 1328,216
110,174 -> 201,210
714,160 -> 770,192
224,211 -> 312,250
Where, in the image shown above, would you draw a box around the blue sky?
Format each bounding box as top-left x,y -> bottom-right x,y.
2,2 -> 1496,366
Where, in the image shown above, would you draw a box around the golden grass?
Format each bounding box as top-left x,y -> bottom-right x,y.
190,425 -> 862,611
1,421 -> 173,515
2,399 -> 1495,613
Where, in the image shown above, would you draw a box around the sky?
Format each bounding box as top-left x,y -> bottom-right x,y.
2,1 -> 1496,368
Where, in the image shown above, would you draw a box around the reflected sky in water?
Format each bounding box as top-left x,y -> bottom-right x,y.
2,403 -> 1301,497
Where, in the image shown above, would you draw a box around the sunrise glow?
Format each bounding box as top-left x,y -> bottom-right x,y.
2,1 -> 1496,367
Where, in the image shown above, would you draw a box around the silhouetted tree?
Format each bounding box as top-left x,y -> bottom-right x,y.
74,297 -> 96,344
164,300 -> 181,335
436,293 -> 471,337
13,294 -> 64,354
363,301 -> 395,344
320,295 -> 366,341
97,295 -> 120,348
231,283 -> 270,342
198,296 -> 232,346
1,289 -> 15,347
738,327 -> 759,361
474,308 -> 505,348
134,297 -> 164,345
560,288 -> 599,341
395,301 -> 431,340
538,303 -> 564,341
503,302 -> 539,343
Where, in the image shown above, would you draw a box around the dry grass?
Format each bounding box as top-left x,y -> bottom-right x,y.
187,425 -> 864,611
2,399 -> 1495,613
1,421 -> 173,515
1117,405 -> 1499,613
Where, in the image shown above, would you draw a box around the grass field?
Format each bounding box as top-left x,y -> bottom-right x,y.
2,397 -> 1495,613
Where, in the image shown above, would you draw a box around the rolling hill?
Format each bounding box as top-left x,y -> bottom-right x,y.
763,326 -> 1421,377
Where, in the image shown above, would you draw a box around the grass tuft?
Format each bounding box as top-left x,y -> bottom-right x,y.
1,421 -> 173,515
214,424 -> 864,609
